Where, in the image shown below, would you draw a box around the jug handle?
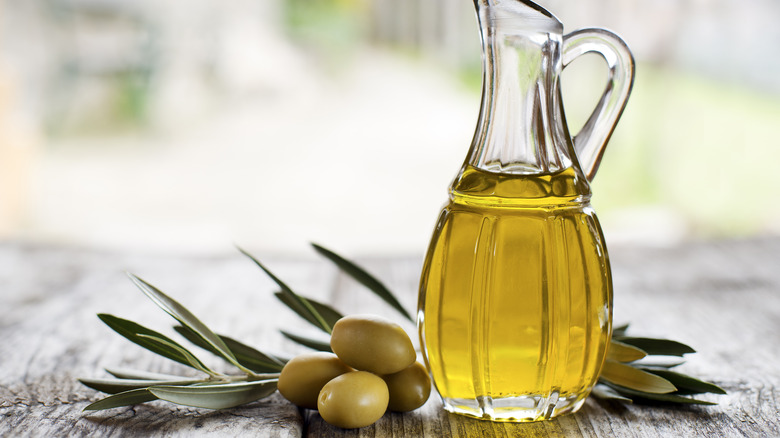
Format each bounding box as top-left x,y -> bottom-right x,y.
562,28 -> 635,181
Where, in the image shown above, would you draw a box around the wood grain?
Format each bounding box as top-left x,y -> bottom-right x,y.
1,239 -> 779,436
0,245 -> 309,437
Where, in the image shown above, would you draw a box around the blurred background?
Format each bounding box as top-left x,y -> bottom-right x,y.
1,0 -> 779,256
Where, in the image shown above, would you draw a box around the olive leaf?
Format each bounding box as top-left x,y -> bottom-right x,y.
127,273 -> 254,374
614,336 -> 696,357
599,360 -> 677,394
279,329 -> 332,352
591,383 -> 633,403
105,368 -> 188,381
173,325 -> 287,373
640,368 -> 726,395
601,383 -> 717,405
597,327 -> 725,405
312,243 -> 414,323
83,388 -> 158,411
79,377 -> 202,394
612,323 -> 630,337
136,334 -> 217,377
238,246 -> 333,334
148,380 -> 278,410
608,339 -> 647,363
632,359 -> 684,369
273,291 -> 344,330
97,314 -> 209,371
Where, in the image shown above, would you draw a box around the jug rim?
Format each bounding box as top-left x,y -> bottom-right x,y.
478,0 -> 563,34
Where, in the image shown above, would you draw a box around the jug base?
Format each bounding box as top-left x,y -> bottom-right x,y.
441,392 -> 588,422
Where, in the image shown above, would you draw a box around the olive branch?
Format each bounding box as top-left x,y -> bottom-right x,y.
79,244 -> 724,411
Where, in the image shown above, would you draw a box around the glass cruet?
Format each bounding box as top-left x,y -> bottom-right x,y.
418,0 -> 635,422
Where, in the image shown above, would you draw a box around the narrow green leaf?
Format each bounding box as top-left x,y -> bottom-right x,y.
219,337 -> 288,370
174,325 -> 287,373
273,291 -> 344,330
612,323 -> 629,337
590,384 -> 633,403
79,377 -> 202,394
615,337 -> 696,357
602,383 -> 717,405
136,334 -> 216,376
312,243 -> 414,323
608,340 -> 647,363
97,314 -> 204,370
105,367 -> 188,381
185,377 -> 284,386
149,380 -> 278,410
279,330 -> 332,352
641,369 -> 727,395
634,360 -> 685,369
83,388 -> 157,411
600,360 -> 677,394
127,273 -> 251,373
238,246 -> 332,334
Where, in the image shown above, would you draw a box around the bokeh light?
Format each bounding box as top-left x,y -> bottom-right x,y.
1,0 -> 778,254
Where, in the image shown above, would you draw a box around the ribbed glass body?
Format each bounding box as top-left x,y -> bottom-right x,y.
418,165 -> 612,421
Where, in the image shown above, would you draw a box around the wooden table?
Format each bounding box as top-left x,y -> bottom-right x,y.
2,239 -> 779,437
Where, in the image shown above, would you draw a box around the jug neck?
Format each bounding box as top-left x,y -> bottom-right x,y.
466,0 -> 578,177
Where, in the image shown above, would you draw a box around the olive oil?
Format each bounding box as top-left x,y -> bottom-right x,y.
418,165 -> 612,421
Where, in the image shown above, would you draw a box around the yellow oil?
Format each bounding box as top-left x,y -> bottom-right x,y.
418,165 -> 612,421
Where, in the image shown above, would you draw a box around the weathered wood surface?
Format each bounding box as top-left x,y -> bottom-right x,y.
1,238 -> 779,437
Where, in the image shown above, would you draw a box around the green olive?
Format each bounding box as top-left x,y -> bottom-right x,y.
330,314 -> 416,375
317,371 -> 389,429
277,352 -> 352,409
383,361 -> 431,412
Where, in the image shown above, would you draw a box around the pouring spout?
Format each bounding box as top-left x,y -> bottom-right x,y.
476,0 -> 563,34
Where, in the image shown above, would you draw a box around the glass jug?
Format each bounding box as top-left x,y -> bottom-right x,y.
417,0 -> 635,422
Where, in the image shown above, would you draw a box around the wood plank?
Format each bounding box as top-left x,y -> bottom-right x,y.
1,238 -> 779,436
